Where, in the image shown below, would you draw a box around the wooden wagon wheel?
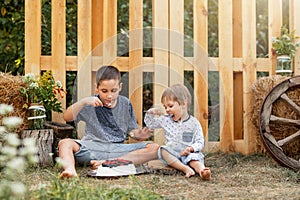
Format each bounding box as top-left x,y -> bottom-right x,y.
259,75 -> 300,171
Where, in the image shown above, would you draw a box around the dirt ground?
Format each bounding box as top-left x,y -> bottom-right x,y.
24,152 -> 299,200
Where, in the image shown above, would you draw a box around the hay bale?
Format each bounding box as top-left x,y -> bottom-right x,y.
0,73 -> 29,135
249,75 -> 291,153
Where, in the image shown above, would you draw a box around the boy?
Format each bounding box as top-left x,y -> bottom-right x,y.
58,65 -> 159,178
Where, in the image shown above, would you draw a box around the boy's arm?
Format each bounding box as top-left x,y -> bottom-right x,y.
63,96 -> 103,122
129,127 -> 154,141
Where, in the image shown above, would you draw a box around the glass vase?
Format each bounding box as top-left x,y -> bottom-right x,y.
28,103 -> 46,130
276,55 -> 292,76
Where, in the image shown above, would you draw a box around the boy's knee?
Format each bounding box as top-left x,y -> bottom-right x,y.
58,138 -> 75,149
146,143 -> 159,151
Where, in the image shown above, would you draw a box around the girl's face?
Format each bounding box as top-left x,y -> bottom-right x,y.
95,79 -> 122,108
162,99 -> 187,122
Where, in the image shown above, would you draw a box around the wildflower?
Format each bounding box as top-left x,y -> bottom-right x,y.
10,182 -> 26,197
27,154 -> 39,164
2,117 -> 23,132
22,137 -> 36,147
0,104 -> 39,199
272,26 -> 300,59
5,133 -> 20,147
20,143 -> 38,156
55,157 -> 66,168
0,104 -> 13,115
1,146 -> 17,158
20,70 -> 66,114
56,80 -> 62,88
37,183 -> 47,190
0,126 -> 6,134
6,157 -> 26,172
29,82 -> 38,89
22,73 -> 35,83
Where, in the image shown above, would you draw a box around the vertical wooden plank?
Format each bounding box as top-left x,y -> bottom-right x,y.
232,0 -> 243,141
153,0 -> 169,104
241,0 -> 257,154
129,0 -> 143,126
153,0 -> 169,145
77,0 -> 92,138
103,0 -> 117,64
25,0 -> 41,74
218,0 -> 234,152
51,0 -> 66,122
290,0 -> 300,75
193,0 -> 209,149
269,0 -> 283,75
92,0 -> 103,57
169,0 -> 184,85
233,0 -> 242,58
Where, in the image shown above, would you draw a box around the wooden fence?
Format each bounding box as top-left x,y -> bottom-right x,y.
25,0 -> 300,154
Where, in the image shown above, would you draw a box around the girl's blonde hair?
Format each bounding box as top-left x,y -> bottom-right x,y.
161,84 -> 192,111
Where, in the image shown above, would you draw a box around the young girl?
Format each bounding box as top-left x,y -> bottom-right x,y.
144,84 -> 211,180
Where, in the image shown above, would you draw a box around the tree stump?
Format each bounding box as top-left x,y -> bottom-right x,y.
21,129 -> 54,166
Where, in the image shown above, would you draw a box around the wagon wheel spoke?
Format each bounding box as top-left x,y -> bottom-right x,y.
259,76 -> 300,171
270,115 -> 300,126
280,93 -> 300,116
277,130 -> 300,147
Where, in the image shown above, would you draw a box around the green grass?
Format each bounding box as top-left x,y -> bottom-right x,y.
29,171 -> 163,200
19,152 -> 300,200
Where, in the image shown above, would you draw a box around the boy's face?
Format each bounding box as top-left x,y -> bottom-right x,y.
95,79 -> 122,108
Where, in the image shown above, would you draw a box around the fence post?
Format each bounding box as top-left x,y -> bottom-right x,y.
51,0 -> 66,123
218,0 -> 234,152
25,0 -> 41,75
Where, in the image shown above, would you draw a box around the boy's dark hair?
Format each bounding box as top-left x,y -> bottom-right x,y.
96,65 -> 121,86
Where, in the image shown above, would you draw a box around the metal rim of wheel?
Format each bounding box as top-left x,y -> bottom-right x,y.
259,75 -> 300,171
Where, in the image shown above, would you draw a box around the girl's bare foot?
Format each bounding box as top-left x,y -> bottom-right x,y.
90,160 -> 104,169
60,168 -> 77,178
200,168 -> 211,180
184,166 -> 195,178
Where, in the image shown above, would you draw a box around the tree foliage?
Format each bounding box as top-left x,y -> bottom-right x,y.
0,0 -> 25,75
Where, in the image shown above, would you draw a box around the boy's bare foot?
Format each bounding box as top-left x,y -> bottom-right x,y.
60,168 -> 77,178
90,160 -> 104,169
184,166 -> 195,178
200,168 -> 211,180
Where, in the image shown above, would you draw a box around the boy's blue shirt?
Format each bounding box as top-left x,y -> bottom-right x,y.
76,95 -> 138,143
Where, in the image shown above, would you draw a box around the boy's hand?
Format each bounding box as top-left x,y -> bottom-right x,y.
131,127 -> 154,141
84,96 -> 104,107
63,96 -> 103,122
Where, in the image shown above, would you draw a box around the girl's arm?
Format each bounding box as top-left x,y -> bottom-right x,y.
144,108 -> 164,129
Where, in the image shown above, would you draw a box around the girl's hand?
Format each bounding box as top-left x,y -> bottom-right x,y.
180,146 -> 194,156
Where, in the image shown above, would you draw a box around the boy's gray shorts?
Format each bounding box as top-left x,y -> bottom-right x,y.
73,140 -> 150,166
158,145 -> 204,166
